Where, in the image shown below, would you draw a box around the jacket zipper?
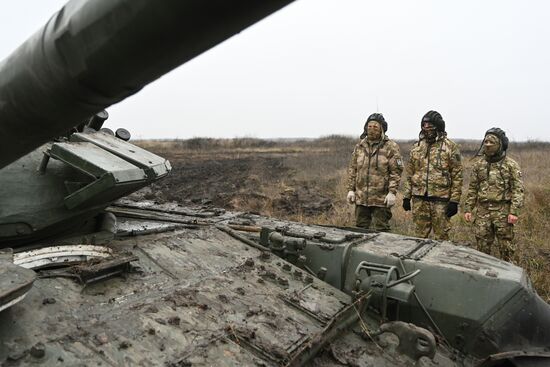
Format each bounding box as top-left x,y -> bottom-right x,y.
425,143 -> 431,196
366,145 -> 372,204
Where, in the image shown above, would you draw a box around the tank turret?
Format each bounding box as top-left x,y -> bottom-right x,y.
0,0 -> 294,245
0,0 -> 294,318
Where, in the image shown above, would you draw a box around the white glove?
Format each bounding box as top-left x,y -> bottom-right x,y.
347,191 -> 356,204
384,192 -> 396,207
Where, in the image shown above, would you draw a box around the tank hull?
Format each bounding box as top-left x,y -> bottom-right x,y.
3,200 -> 548,366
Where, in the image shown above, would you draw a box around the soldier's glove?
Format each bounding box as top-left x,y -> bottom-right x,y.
384,192 -> 396,207
347,191 -> 356,204
446,201 -> 459,218
402,198 -> 411,211
507,214 -> 518,225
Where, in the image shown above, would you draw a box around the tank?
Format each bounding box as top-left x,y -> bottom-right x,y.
1,1 -> 550,366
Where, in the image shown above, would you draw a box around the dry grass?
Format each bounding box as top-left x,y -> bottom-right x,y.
137,136 -> 550,301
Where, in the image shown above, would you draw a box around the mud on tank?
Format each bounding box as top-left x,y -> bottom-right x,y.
2,199 -> 550,366
0,1 -> 549,366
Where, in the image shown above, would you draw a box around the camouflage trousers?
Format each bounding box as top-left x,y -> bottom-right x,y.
411,199 -> 450,240
473,202 -> 516,262
355,205 -> 392,232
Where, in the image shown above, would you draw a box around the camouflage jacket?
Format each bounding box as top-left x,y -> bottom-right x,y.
464,156 -> 524,215
403,136 -> 463,202
347,136 -> 403,207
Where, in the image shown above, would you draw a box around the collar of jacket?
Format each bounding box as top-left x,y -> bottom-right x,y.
419,135 -> 447,147
418,131 -> 447,144
359,135 -> 388,148
484,151 -> 506,163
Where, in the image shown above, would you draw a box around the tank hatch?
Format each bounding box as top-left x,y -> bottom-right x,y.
48,131 -> 170,210
70,132 -> 171,179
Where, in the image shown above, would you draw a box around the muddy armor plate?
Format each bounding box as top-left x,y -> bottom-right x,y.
1,201 -> 549,366
0,202 -> 462,367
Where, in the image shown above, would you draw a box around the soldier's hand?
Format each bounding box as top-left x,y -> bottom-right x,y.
384,192 -> 396,207
464,212 -> 472,222
445,201 -> 459,218
507,214 -> 518,224
347,191 -> 356,204
402,198 -> 411,211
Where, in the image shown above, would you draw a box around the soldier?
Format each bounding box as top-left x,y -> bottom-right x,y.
347,113 -> 403,231
402,110 -> 463,240
464,128 -> 524,262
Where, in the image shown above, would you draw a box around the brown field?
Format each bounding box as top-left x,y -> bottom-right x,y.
136,137 -> 550,301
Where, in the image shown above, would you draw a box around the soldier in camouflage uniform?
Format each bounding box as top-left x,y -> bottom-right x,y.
464,128 -> 524,262
347,113 -> 403,231
402,111 -> 463,240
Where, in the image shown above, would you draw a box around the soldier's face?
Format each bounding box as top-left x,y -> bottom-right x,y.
422,122 -> 437,140
483,134 -> 500,156
366,121 -> 382,140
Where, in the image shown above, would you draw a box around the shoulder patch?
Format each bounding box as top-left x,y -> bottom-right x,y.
396,158 -> 403,167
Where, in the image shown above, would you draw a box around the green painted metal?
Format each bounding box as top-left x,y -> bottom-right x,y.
0,1 -> 549,366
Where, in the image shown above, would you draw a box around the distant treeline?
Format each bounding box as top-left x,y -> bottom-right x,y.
137,135 -> 549,156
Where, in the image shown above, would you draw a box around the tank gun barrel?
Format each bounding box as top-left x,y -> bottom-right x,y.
0,0 -> 294,169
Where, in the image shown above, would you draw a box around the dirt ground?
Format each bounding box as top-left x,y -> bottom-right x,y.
132,148 -> 337,217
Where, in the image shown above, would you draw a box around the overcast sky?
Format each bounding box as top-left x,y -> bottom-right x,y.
1,1 -> 549,141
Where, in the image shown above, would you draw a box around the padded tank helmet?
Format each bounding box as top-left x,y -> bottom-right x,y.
364,113 -> 388,132
421,110 -> 445,132
360,113 -> 388,139
484,127 -> 509,151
